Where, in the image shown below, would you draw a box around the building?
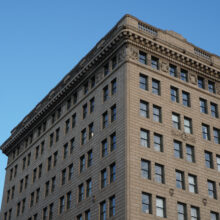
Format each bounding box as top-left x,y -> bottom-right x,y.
1,14 -> 220,220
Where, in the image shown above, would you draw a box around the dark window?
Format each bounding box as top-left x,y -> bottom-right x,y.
91,76 -> 95,88
174,140 -> 182,158
49,203 -> 54,220
213,128 -> 220,144
155,163 -> 164,184
90,98 -> 95,113
56,127 -> 60,142
202,123 -> 210,140
182,91 -> 190,107
198,76 -> 205,89
51,176 -> 56,192
139,74 -> 148,90
61,169 -> 66,185
170,86 -> 179,102
59,196 -> 65,213
89,122 -> 94,139
86,179 -> 92,197
153,105 -> 162,122
84,82 -> 88,95
210,211 -> 219,220
152,79 -> 160,95
154,133 -> 163,152
67,98 -> 71,110
180,69 -> 188,82
81,128 -> 87,145
190,206 -> 200,220
66,191 -> 72,209
43,207 -> 48,220
102,111 -> 108,128
109,195 -> 116,217
176,170 -> 185,189
87,150 -> 93,167
211,102 -> 218,118
111,104 -> 116,122
142,192 -> 152,214
139,51 -> 147,64
184,117 -> 192,134
49,133 -> 54,147
151,56 -> 159,69
72,113 -> 76,128
177,202 -> 187,220
70,138 -> 75,154
205,151 -> 213,168
140,100 -> 149,118
80,155 -> 85,172
63,143 -> 68,159
73,92 -> 78,104
83,104 -> 87,119
169,64 -> 177,77
140,129 -> 149,147
102,139 -> 108,157
68,164 -> 73,180
100,201 -> 107,220
208,180 -> 217,199
45,181 -> 50,197
110,163 -> 116,183
101,169 -> 107,188
110,132 -> 116,151
78,184 -> 84,202
103,85 -> 109,101
85,210 -> 91,220
186,144 -> 195,162
104,63 -> 109,76
111,78 -> 117,95
141,159 -> 151,179
53,151 -> 58,167
112,56 -> 117,69
208,81 -> 215,93
200,98 -> 208,114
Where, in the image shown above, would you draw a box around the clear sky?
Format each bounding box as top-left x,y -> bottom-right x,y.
0,0 -> 220,208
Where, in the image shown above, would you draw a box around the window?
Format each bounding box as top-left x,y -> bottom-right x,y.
109,195 -> 116,217
156,197 -> 166,218
22,157 -> 26,170
198,76 -> 205,89
70,138 -> 75,153
73,92 -> 78,105
81,128 -> 87,145
177,202 -> 187,220
100,201 -> 107,220
36,188 -> 40,203
63,143 -> 68,159
35,146 -> 39,159
84,82 -> 88,95
172,113 -> 180,130
78,184 -> 84,202
170,86 -> 179,102
188,174 -> 197,193
154,133 -> 163,152
110,132 -> 116,151
139,51 -> 147,64
67,191 -> 72,209
104,63 -> 109,76
141,159 -> 150,179
202,124 -> 210,140
47,157 -> 52,172
68,164 -> 74,180
80,155 -> 85,172
184,117 -> 192,134
43,207 -> 48,220
153,105 -> 162,122
140,100 -> 149,118
67,98 -> 71,110
85,210 -> 91,220
38,164 -> 42,178
208,180 -> 217,199
112,56 -> 117,69
176,170 -> 185,189
61,169 -> 66,185
169,64 -> 177,77
91,76 -> 95,88
208,81 -> 215,93
182,91 -> 190,107
186,144 -> 195,162
110,163 -> 116,183
151,56 -> 159,69
102,111 -> 108,129
140,129 -> 149,147
210,211 -> 219,220
155,163 -> 164,184
174,140 -> 182,158
190,206 -> 200,220
87,150 -> 93,167
33,168 -> 37,182
200,98 -> 207,114
43,121 -> 47,131
41,141 -> 44,155
205,151 -> 213,168
89,122 -> 94,139
51,176 -> 56,192
211,102 -> 218,118
11,186 -> 15,199
14,165 -> 17,177
103,85 -> 109,101
180,69 -> 188,82
20,179 -> 23,193
72,113 -> 76,128
77,214 -> 83,220
25,175 -> 28,189
139,74 -> 148,90
90,98 -> 95,113
53,151 -> 58,167
49,203 -> 54,220
49,133 -> 54,147
216,156 -> 220,172
86,179 -> 92,197
83,104 -> 87,119
101,139 -> 108,157
152,79 -> 160,95
30,192 -> 34,207
111,78 -> 117,95
59,196 -> 65,214
111,104 -> 116,122
142,193 -> 152,214
101,169 -> 107,188
45,181 -> 50,197
213,128 -> 220,144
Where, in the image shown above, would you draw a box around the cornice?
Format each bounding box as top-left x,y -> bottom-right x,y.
1,16 -> 220,154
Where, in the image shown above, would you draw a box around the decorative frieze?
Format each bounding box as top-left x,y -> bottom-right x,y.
171,129 -> 196,143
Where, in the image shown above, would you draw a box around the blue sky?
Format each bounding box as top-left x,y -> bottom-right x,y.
0,0 -> 220,208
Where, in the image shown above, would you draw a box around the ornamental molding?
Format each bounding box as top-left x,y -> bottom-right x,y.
171,129 -> 196,143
